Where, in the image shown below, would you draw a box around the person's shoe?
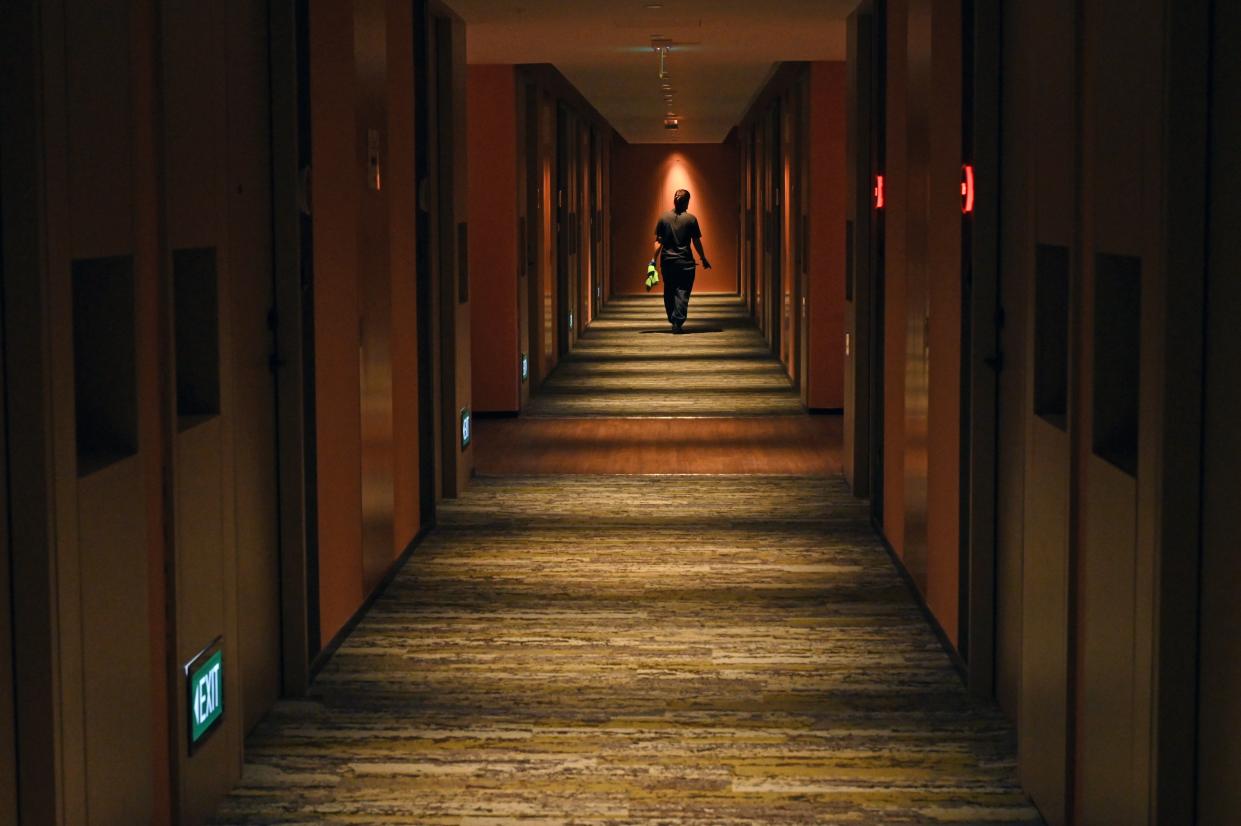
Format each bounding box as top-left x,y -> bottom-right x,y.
673,322 -> 684,334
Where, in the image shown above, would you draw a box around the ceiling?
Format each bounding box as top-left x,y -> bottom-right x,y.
441,0 -> 854,143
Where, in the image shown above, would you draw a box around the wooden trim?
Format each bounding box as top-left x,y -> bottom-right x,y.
964,0 -> 1001,699
1150,1 -> 1211,821
310,526 -> 432,677
268,0 -> 313,696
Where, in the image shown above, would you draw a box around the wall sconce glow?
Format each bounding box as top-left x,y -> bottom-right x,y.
520,352 -> 529,382
460,407 -> 472,450
874,174 -> 885,209
961,164 -> 976,214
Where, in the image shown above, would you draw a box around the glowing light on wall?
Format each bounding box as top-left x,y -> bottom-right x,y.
962,164 -> 975,214
663,155 -> 694,199
874,174 -> 885,209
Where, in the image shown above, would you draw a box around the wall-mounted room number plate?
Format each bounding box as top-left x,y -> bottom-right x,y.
184,637 -> 224,753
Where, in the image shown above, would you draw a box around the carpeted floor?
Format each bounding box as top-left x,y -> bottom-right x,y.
523,295 -> 806,418
213,476 -> 1039,825
212,296 -> 1039,824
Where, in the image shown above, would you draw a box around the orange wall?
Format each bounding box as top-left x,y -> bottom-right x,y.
311,1 -> 365,645
924,0 -> 962,643
311,0 -> 423,646
389,0 -> 421,555
874,0 -> 962,644
610,143 -> 740,295
809,62 -> 848,410
468,65 -> 520,412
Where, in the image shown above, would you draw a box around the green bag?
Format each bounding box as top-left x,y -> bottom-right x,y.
644,260 -> 660,291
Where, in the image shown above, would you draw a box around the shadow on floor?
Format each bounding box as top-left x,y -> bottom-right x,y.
639,327 -> 726,335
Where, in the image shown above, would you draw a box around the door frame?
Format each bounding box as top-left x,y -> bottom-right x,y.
962,0 -> 1001,696
269,0 -> 315,691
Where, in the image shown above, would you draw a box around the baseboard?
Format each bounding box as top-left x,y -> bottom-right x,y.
871,517 -> 968,681
310,523 -> 433,678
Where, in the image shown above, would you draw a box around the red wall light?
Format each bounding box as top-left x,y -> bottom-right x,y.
961,164 -> 975,214
874,174 -> 885,209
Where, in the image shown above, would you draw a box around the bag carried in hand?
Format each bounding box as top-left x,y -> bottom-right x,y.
644,260 -> 660,291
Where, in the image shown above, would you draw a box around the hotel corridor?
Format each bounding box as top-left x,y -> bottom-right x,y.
211,300 -> 1038,824
7,2 -> 1235,823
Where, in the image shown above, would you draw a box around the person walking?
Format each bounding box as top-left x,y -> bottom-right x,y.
653,188 -> 711,333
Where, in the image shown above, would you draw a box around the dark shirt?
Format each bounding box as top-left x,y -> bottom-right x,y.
655,210 -> 702,268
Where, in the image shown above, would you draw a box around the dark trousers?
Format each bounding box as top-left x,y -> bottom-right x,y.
662,264 -> 696,325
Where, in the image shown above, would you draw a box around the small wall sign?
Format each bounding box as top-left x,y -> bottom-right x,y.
520,352 -> 529,382
460,407 -> 472,449
185,637 -> 224,753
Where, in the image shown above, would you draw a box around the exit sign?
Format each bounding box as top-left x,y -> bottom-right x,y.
185,639 -> 224,751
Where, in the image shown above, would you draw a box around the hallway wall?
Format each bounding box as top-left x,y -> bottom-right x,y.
735,62 -> 849,410
309,0 -> 424,649
807,62 -> 847,411
515,65 -> 615,386
468,65 -> 520,413
866,0 -> 962,644
1,0 -> 297,821
846,2 -> 1219,823
610,143 -> 740,295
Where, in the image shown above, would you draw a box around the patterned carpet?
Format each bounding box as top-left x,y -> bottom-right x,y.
213,476 -> 1040,825
213,294 -> 1038,824
523,295 -> 806,418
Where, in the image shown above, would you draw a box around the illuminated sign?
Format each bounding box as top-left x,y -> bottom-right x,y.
568,312 -> 574,330
874,174 -> 885,209
185,639 -> 224,751
460,407 -> 472,449
520,352 -> 529,382
962,164 -> 975,214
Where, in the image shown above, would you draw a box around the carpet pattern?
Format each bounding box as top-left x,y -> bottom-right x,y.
524,296 -> 806,418
213,476 -> 1040,825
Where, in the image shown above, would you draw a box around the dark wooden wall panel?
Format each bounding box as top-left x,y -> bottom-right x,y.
0,312 -> 14,823
1013,2 -> 1077,822
163,0 -> 244,816
883,0 -> 908,556
995,0 -> 1032,726
1076,0 -> 1163,816
227,0 -> 282,738
388,0 -> 423,558
1199,5 -> 1241,817
808,62 -> 847,412
924,0 -> 962,642
309,0 -> 365,652
901,0 -> 931,592
468,64 -> 521,413
844,9 -> 874,494
355,0 -> 396,589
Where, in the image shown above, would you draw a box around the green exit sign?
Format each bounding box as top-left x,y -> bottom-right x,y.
185,639 -> 224,751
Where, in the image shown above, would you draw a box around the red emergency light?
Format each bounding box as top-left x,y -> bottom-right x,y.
874,174 -> 885,209
961,164 -> 975,214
